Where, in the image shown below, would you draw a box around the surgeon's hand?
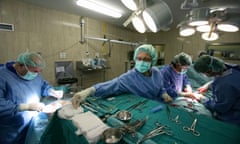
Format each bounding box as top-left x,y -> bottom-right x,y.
197,80 -> 213,93
18,102 -> 45,111
48,89 -> 63,99
178,92 -> 196,99
161,93 -> 173,103
72,87 -> 96,109
184,85 -> 193,93
197,86 -> 208,93
192,93 -> 204,101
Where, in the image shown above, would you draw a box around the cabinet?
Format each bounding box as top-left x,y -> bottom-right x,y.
76,61 -> 109,88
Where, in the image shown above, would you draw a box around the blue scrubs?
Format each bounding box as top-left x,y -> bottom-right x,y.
93,67 -> 166,102
159,65 -> 190,98
0,62 -> 52,144
205,67 -> 240,125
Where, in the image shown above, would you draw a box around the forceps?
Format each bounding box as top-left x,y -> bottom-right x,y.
183,118 -> 200,136
166,106 -> 181,124
136,124 -> 172,144
171,115 -> 181,124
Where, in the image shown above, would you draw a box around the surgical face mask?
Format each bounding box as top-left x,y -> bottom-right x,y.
135,60 -> 151,73
21,65 -> 38,80
22,70 -> 38,80
180,69 -> 187,74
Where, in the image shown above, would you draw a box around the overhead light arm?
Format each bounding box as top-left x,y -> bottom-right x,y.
122,0 -> 173,33
123,10 -> 141,27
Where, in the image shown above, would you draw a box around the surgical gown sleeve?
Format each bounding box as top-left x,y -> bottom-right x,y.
205,69 -> 240,124
206,84 -> 235,113
93,67 -> 166,102
41,79 -> 53,96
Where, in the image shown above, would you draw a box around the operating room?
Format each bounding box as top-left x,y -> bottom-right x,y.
0,0 -> 240,144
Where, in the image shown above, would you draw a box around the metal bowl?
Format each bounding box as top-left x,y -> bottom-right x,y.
115,110 -> 132,121
102,128 -> 122,144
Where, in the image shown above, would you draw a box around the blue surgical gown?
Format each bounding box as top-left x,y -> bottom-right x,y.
205,67 -> 240,125
93,67 -> 166,102
0,62 -> 52,144
159,65 -> 190,98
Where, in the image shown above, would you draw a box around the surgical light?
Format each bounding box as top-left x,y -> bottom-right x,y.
188,8 -> 210,26
122,0 -> 173,33
142,10 -> 157,32
178,7 -> 240,41
201,32 -> 219,41
132,15 -> 146,33
217,24 -> 239,32
76,0 -> 122,18
142,0 -> 173,33
121,0 -> 138,11
196,24 -> 211,32
179,26 -> 196,36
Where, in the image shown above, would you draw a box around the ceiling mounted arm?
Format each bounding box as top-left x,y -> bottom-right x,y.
177,7 -> 240,41
122,0 -> 173,33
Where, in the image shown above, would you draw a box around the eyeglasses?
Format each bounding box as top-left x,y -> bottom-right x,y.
24,64 -> 42,73
136,57 -> 152,62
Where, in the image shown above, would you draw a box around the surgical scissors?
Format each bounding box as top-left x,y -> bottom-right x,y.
183,118 -> 200,136
136,124 -> 172,144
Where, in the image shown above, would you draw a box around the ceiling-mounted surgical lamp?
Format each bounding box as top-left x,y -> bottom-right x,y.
179,26 -> 196,36
121,0 -> 138,11
217,15 -> 239,32
177,7 -> 240,41
201,32 -> 219,41
122,0 -> 173,33
142,0 -> 173,33
188,7 -> 210,26
132,15 -> 146,33
178,21 -> 195,36
196,24 -> 211,32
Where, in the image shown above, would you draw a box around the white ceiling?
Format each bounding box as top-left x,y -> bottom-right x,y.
20,0 -> 240,31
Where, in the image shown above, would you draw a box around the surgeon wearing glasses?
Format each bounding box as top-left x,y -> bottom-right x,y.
0,52 -> 63,144
72,44 -> 172,108
160,52 -> 198,99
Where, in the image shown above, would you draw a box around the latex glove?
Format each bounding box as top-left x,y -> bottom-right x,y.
178,92 -> 195,99
49,89 -> 63,99
192,93 -> 204,101
184,85 -> 193,93
18,102 -> 45,111
197,80 -> 213,93
197,85 -> 209,93
72,87 -> 96,109
161,93 -> 173,103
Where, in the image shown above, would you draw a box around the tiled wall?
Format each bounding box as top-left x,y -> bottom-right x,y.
0,0 -> 146,88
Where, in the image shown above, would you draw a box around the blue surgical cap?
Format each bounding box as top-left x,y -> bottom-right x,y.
194,55 -> 225,73
172,52 -> 192,66
133,44 -> 158,65
17,52 -> 45,68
